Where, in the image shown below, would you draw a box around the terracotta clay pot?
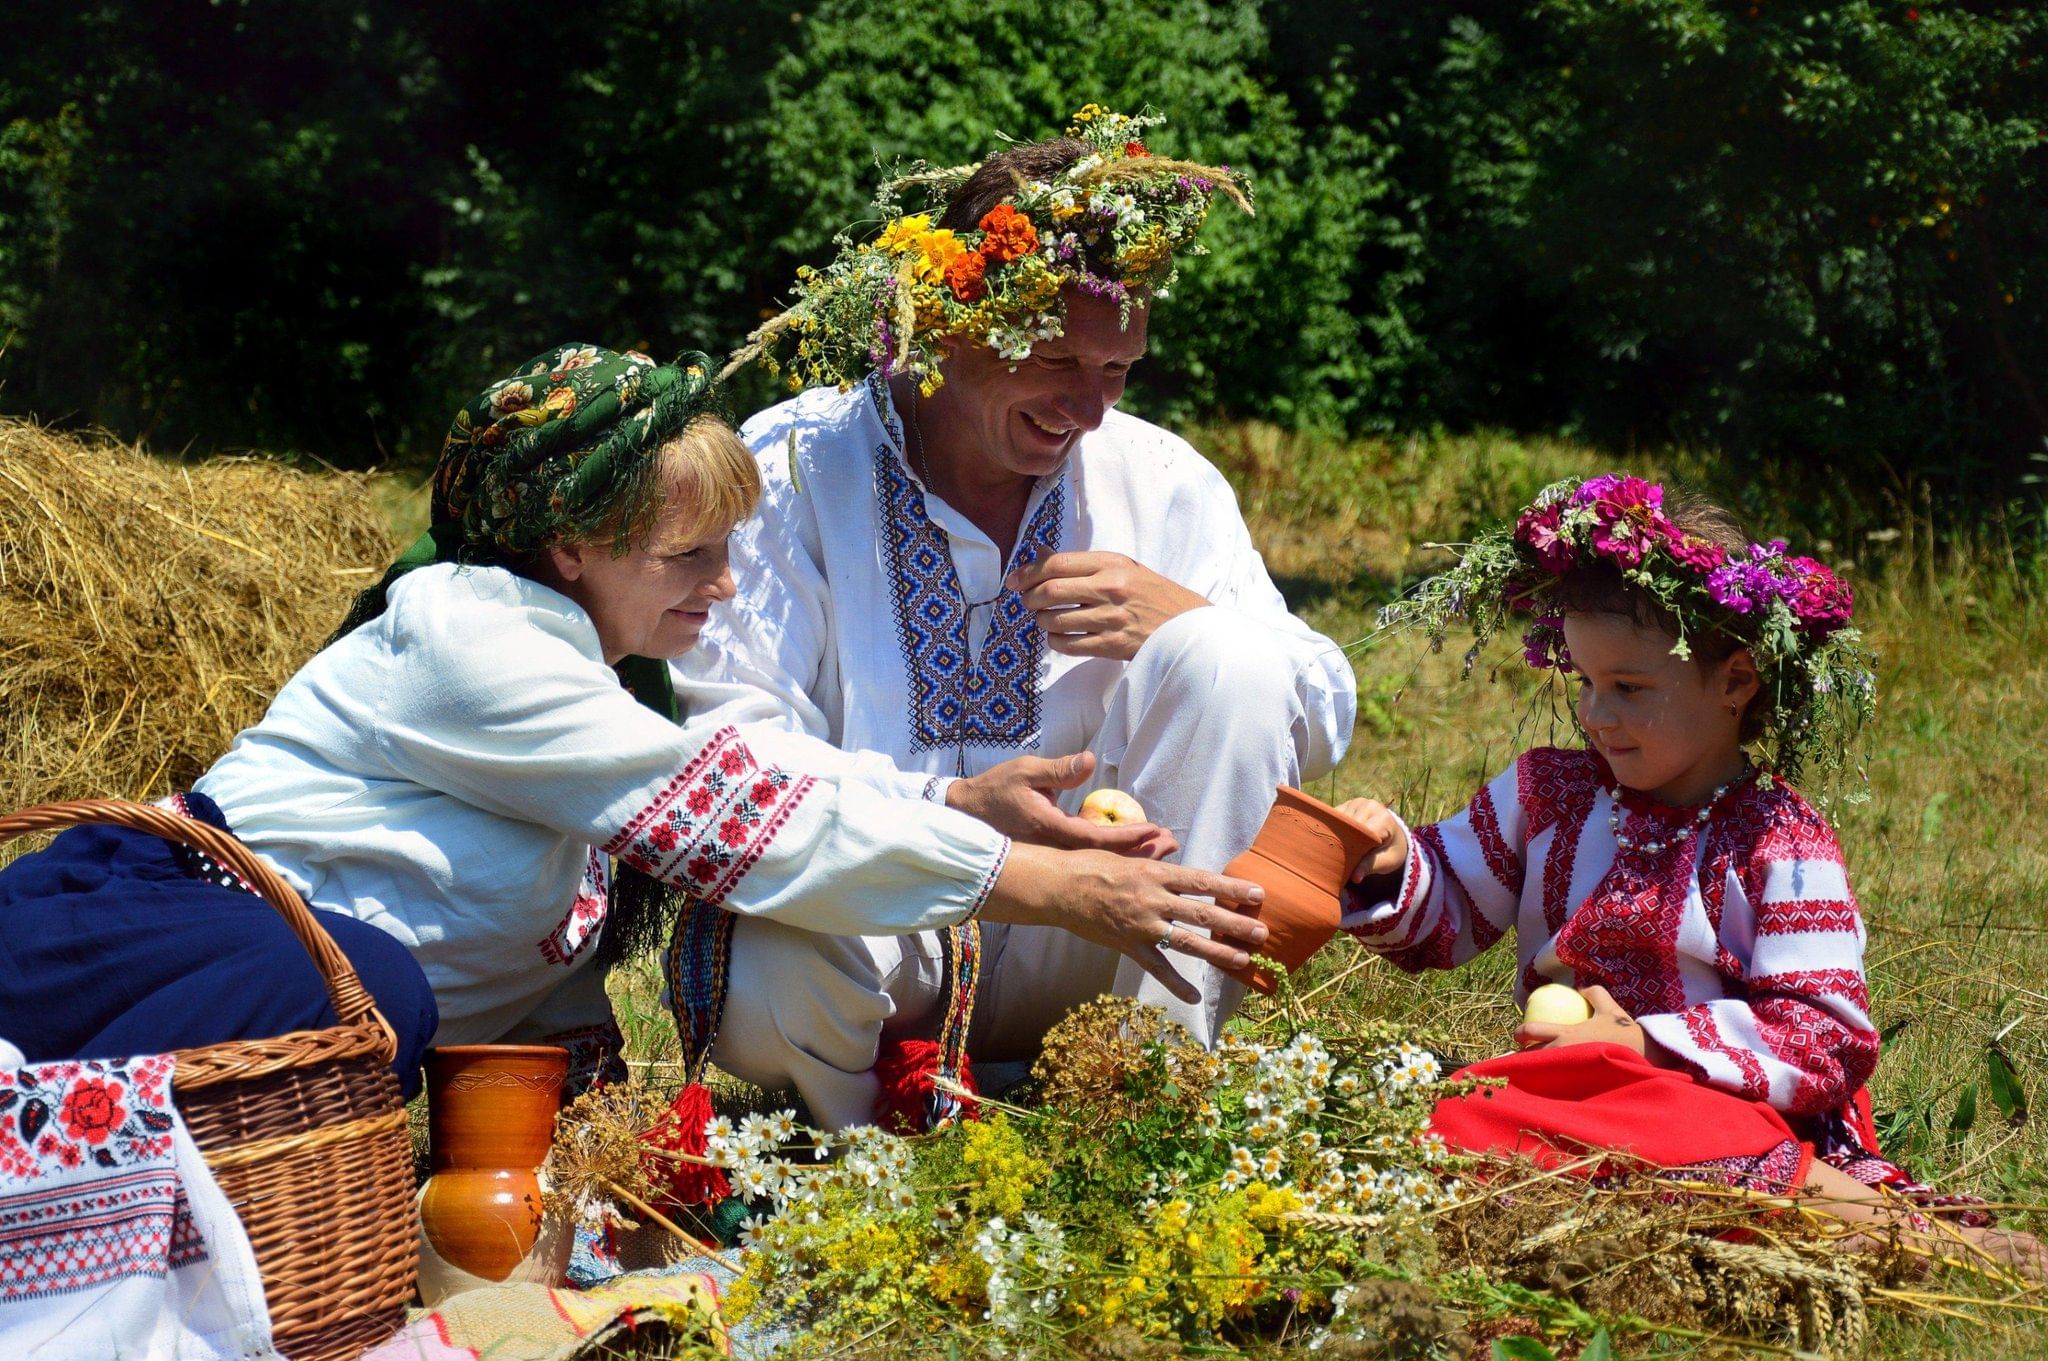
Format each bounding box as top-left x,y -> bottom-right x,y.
1221,786 -> 1381,995
417,1045 -> 569,1288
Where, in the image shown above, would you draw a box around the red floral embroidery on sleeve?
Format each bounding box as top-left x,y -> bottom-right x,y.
603,727 -> 817,909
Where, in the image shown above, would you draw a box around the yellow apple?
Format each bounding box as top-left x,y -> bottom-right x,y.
1079,788 -> 1146,826
1522,983 -> 1594,1028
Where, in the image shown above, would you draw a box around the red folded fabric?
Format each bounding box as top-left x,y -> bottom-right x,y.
1430,1043 -> 1813,1192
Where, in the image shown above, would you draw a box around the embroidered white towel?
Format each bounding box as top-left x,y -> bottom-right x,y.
0,1048 -> 281,1360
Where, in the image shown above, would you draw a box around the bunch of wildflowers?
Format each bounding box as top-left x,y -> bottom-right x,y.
1215,1032 -> 1460,1228
735,105 -> 1252,397
707,1006 -> 1471,1353
1381,475 -> 1878,789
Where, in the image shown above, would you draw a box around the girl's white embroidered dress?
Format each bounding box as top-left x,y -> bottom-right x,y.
197,563 -> 1009,1048
1346,746 -> 1879,1119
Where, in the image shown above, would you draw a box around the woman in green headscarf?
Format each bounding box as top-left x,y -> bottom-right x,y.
1,343 -> 1271,1103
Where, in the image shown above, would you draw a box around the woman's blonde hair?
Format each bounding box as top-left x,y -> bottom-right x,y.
583,412 -> 761,554
645,413 -> 762,550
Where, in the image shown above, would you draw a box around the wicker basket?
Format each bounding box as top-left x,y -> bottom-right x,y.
0,800 -> 419,1361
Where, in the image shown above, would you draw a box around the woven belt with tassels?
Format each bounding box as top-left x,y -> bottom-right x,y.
652,901 -> 982,1205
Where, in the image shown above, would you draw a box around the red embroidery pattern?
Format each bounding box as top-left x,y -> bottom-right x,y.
1518,747 -> 1602,839
1682,1005 -> 1772,1101
1754,900 -> 1861,936
538,847 -> 611,966
1723,781 -> 1845,900
160,793 -> 259,896
1467,785 -> 1522,897
1552,845 -> 1693,1018
1750,989 -> 1879,1116
1752,966 -> 1871,1008
1539,804 -> 1587,937
0,1056 -> 196,1301
603,727 -> 816,909
0,1057 -> 176,1182
1366,827 -> 1459,970
1664,1138 -> 1809,1196
1525,748 -> 1600,935
0,1171 -> 201,1301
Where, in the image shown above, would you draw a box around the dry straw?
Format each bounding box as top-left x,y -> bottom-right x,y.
0,418 -> 393,821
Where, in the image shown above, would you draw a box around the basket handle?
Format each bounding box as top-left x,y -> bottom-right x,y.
0,799 -> 388,1035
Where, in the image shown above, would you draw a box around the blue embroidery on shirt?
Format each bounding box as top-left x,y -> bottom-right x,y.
872,445 -> 1064,752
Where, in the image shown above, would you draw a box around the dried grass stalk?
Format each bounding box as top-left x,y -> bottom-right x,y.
0,419 -> 393,825
1421,1154 -> 1993,1355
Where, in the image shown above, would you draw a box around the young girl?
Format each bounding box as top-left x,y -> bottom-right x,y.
1337,474 -> 2043,1274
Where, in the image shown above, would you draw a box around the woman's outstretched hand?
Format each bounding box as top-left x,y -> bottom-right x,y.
979,843 -> 1267,1003
948,751 -> 1178,859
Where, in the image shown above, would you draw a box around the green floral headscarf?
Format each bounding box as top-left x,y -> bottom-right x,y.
334,343 -> 720,687
436,343 -> 716,558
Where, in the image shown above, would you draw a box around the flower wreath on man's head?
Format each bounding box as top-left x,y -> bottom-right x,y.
731,105 -> 1252,396
1382,474 -> 1878,792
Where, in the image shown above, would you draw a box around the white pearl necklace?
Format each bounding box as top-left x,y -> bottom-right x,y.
1607,766 -> 1758,857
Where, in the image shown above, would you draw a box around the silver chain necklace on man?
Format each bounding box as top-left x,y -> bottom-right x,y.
905,384 -> 940,497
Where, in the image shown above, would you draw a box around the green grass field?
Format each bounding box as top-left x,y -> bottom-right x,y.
577,424 -> 2047,1356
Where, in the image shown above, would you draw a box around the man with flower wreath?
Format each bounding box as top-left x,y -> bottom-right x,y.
677,107 -> 1356,1128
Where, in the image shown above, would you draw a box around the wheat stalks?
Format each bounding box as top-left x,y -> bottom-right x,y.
880,161 -> 980,201
1869,1287 -> 2048,1317
1073,157 -> 1254,215
1281,1210 -> 1387,1232
719,312 -> 800,384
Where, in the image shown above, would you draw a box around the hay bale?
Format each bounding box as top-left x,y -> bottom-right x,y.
0,418 -> 397,819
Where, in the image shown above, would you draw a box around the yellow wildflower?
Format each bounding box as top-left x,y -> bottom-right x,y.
1243,1181 -> 1304,1231
876,214 -> 933,253
911,229 -> 966,285
960,1116 -> 1049,1219
1122,225 -> 1172,277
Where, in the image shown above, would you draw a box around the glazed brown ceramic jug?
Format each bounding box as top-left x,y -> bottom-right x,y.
417,1045 -> 569,1288
1222,786 -> 1381,994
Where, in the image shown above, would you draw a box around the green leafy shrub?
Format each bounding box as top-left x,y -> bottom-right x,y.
2,0 -> 2041,523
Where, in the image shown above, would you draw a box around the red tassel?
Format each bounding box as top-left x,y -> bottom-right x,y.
639,1080 -> 731,1208
871,1037 -> 980,1134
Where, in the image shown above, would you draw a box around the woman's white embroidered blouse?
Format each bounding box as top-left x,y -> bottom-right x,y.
197,562 -> 1009,1045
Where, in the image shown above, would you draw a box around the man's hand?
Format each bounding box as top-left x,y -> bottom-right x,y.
1008,552 -> 1209,661
1336,798 -> 1410,888
1513,984 -> 1661,1060
947,750 -> 1177,858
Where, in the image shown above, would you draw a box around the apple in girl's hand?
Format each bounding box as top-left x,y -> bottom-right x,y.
1079,789 -> 1146,826
1523,983 -> 1594,1028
